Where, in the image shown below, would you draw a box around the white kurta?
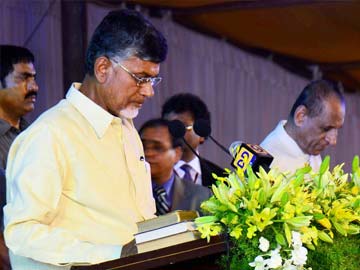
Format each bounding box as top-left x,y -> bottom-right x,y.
260,120 -> 322,174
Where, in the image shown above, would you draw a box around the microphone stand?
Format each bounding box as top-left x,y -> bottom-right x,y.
208,135 -> 232,158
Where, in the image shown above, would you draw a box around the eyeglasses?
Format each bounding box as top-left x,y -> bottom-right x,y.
185,125 -> 193,131
111,59 -> 162,87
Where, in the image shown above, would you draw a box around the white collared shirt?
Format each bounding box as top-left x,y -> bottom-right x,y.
174,156 -> 202,185
4,83 -> 155,269
260,120 -> 322,174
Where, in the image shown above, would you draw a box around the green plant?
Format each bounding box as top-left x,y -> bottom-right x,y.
195,156 -> 360,270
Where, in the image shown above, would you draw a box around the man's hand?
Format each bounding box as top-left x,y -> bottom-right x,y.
120,239 -> 138,258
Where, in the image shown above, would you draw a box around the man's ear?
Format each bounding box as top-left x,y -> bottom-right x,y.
174,146 -> 183,163
94,56 -> 111,83
199,137 -> 205,145
293,105 -> 308,127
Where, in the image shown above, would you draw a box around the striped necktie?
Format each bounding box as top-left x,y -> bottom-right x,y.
153,186 -> 170,215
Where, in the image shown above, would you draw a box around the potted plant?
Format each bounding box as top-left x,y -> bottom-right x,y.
195,156 -> 360,270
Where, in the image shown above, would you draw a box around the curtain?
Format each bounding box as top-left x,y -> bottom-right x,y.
1,1 -> 358,171
87,3 -> 360,171
0,0 -> 63,122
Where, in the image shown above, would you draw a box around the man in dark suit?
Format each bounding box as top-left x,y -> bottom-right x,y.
161,93 -> 225,187
139,118 -> 212,215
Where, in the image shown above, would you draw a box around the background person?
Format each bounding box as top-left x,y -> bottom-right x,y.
260,79 -> 346,173
139,118 -> 212,215
161,93 -> 225,187
0,44 -> 39,270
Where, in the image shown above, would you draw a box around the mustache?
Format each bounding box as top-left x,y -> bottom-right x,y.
25,91 -> 38,99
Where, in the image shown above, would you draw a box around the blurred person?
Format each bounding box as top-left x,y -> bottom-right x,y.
260,79 -> 345,173
161,93 -> 225,187
4,9 -> 167,270
0,44 -> 39,270
0,45 -> 38,169
139,118 -> 212,215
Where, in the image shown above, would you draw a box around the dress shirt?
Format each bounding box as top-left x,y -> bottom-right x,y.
0,118 -> 28,169
174,157 -> 202,185
260,120 -> 322,173
4,83 -> 155,270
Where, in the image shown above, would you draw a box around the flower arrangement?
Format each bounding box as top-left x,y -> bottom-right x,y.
195,156 -> 360,270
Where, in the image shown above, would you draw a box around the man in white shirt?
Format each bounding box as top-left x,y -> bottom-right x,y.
3,9 -> 167,270
260,80 -> 346,174
161,93 -> 225,187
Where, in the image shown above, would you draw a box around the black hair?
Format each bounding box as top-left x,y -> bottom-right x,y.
139,118 -> 183,148
161,93 -> 211,123
0,45 -> 34,87
289,79 -> 345,120
85,9 -> 167,75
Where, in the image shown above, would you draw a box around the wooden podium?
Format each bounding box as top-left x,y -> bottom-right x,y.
71,236 -> 226,270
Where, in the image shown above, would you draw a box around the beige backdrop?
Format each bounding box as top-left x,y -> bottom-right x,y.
1,0 -> 359,171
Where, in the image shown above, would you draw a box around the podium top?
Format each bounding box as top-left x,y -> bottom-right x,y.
71,235 -> 226,270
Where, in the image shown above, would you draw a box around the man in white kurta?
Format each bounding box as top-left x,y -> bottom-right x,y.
260,120 -> 322,173
260,80 -> 345,174
3,9 -> 168,270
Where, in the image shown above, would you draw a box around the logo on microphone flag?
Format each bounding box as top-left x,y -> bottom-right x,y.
232,147 -> 256,172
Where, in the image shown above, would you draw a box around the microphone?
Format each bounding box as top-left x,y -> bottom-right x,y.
168,120 -> 202,160
168,119 -> 217,179
168,119 -> 186,138
229,141 -> 273,173
193,119 -> 232,158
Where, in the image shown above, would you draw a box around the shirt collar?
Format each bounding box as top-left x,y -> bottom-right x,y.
66,83 -> 116,138
152,172 -> 175,195
0,119 -> 12,135
277,120 -> 309,159
174,156 -> 202,175
0,118 -> 28,135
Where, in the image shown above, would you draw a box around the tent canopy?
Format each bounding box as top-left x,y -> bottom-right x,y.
119,0 -> 360,92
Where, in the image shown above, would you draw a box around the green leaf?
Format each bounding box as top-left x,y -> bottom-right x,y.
320,156 -> 330,175
285,216 -> 312,227
284,223 -> 292,246
352,155 -> 359,173
333,221 -> 347,236
195,215 -> 218,225
275,233 -> 287,246
280,192 -> 289,207
313,213 -> 326,220
318,231 -> 333,243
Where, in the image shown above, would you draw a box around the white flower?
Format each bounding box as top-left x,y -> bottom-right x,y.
291,246 -> 308,266
291,231 -> 302,247
282,259 -> 297,270
249,255 -> 266,270
266,248 -> 282,268
259,236 -> 270,252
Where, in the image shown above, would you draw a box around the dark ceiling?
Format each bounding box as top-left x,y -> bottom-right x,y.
100,0 -> 360,93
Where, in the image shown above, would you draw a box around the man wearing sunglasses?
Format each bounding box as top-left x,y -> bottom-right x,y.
162,93 -> 225,187
4,9 -> 167,270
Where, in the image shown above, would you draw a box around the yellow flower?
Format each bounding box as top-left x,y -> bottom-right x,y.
246,207 -> 278,232
229,225 -> 243,239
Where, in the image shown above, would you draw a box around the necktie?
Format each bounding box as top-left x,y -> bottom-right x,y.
181,164 -> 193,182
153,186 -> 170,215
